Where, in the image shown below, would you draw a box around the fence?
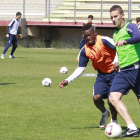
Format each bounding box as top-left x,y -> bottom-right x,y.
0,0 -> 138,23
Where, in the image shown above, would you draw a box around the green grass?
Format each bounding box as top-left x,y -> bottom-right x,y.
0,47 -> 139,140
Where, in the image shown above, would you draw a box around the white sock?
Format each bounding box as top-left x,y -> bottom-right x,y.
102,109 -> 108,116
127,123 -> 137,130
110,118 -> 118,123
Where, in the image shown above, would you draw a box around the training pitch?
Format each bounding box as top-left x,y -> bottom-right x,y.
0,47 -> 139,140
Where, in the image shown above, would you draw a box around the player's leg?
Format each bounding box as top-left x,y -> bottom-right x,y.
107,99 -> 117,122
137,98 -> 140,104
1,34 -> 12,59
109,92 -> 133,125
9,35 -> 17,58
109,70 -> 139,137
93,72 -> 111,128
110,92 -> 139,137
93,94 -> 110,128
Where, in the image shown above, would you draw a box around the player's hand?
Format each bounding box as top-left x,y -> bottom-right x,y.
115,40 -> 127,47
6,34 -> 9,38
19,34 -> 23,39
113,62 -> 119,72
59,80 -> 68,89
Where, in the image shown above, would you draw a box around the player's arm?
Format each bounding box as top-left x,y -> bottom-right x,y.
126,23 -> 140,44
115,23 -> 140,46
59,47 -> 89,89
112,52 -> 119,72
6,19 -> 15,37
101,36 -> 116,50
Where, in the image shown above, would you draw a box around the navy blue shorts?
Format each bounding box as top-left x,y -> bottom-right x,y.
110,68 -> 140,98
94,70 -> 116,99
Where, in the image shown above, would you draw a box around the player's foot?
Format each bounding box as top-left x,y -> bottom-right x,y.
99,110 -> 110,128
9,55 -> 16,59
1,54 -> 5,59
120,128 -> 139,138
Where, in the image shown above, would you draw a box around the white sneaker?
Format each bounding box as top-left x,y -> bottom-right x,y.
99,110 -> 110,128
1,54 -> 5,59
9,55 -> 16,59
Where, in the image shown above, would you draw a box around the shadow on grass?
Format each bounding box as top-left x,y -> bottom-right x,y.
16,57 -> 30,58
71,126 -> 140,131
71,126 -> 100,129
0,83 -> 16,85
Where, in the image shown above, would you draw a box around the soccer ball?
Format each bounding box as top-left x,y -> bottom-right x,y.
42,78 -> 52,87
105,122 -> 122,138
60,67 -> 68,74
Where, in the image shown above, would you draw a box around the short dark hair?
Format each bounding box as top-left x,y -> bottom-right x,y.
88,15 -> 93,20
83,23 -> 95,31
136,17 -> 140,23
110,5 -> 123,14
16,12 -> 22,16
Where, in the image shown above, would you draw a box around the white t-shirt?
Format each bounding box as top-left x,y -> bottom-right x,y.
8,18 -> 19,35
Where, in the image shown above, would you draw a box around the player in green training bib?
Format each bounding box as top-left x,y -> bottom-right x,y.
109,5 -> 140,138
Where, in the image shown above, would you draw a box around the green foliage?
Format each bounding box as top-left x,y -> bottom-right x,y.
50,39 -> 79,49
34,37 -> 46,48
0,48 -> 139,140
0,38 -> 6,47
18,37 -> 46,48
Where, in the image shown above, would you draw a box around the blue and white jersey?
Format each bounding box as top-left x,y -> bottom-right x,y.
8,18 -> 19,35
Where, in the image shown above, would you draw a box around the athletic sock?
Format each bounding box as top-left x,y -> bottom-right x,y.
102,109 -> 108,116
110,118 -> 118,123
127,123 -> 137,130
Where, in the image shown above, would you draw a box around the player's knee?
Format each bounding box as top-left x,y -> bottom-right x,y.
107,98 -> 111,105
138,98 -> 140,104
109,93 -> 115,104
93,94 -> 102,102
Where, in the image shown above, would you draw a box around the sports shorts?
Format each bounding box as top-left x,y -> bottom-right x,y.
110,68 -> 140,98
93,70 -> 116,99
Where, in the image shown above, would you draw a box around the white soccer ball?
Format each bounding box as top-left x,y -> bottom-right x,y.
105,122 -> 122,138
42,78 -> 52,87
60,67 -> 68,74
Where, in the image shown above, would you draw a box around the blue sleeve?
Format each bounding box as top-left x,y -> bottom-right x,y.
79,36 -> 87,49
102,38 -> 116,50
8,19 -> 15,27
7,19 -> 15,34
126,23 -> 140,44
79,47 -> 89,67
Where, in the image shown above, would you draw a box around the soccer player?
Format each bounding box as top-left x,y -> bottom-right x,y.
76,15 -> 95,61
59,23 -> 118,128
109,5 -> 140,138
1,12 -> 22,59
136,17 -> 140,30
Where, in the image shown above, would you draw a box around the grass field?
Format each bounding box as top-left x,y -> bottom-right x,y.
0,47 -> 139,140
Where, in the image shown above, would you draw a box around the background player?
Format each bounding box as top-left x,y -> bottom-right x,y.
136,17 -> 140,30
76,15 -> 95,61
1,12 -> 22,59
59,23 -> 118,128
109,5 -> 140,138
